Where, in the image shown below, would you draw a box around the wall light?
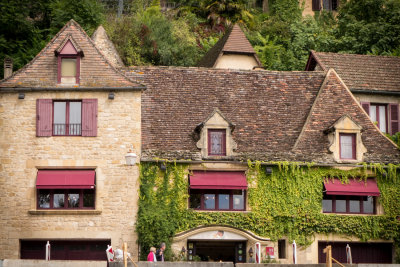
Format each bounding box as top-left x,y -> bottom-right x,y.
18,93 -> 25,99
108,92 -> 115,100
265,167 -> 273,175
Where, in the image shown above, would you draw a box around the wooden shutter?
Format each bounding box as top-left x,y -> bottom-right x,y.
312,0 -> 321,10
360,102 -> 370,116
389,103 -> 399,135
36,99 -> 53,137
82,99 -> 98,137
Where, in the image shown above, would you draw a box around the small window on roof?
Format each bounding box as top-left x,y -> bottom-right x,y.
55,37 -> 83,85
339,133 -> 356,160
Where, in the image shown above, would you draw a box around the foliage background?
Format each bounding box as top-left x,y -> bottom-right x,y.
2,0 -> 400,77
137,161 -> 400,261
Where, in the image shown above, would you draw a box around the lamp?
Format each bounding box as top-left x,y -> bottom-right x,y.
18,93 -> 25,99
108,92 -> 115,100
125,151 -> 137,165
265,167 -> 273,175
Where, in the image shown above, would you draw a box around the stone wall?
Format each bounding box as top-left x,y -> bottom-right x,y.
0,90 -> 141,259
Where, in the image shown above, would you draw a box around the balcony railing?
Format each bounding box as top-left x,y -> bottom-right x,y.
53,124 -> 82,136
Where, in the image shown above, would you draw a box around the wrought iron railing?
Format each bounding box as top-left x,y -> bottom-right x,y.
53,124 -> 82,136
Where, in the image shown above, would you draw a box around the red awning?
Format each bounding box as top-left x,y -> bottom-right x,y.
324,178 -> 380,196
190,171 -> 247,190
36,170 -> 95,189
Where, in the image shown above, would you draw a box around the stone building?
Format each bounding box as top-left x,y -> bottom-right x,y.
129,64 -> 400,263
0,20 -> 144,260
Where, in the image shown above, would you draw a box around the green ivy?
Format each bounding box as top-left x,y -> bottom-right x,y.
136,161 -> 400,261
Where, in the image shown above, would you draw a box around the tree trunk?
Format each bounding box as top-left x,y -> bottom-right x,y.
263,0 -> 269,13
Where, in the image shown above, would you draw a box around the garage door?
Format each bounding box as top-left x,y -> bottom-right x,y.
21,240 -> 110,261
318,241 -> 392,263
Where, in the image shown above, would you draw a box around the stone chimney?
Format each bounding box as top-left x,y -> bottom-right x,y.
4,57 -> 13,79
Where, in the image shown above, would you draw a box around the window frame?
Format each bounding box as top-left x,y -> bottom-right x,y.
370,103 -> 388,133
339,133 -> 356,160
58,55 -> 80,84
37,188 -> 95,210
52,100 -> 82,136
322,194 -> 375,214
207,129 -> 227,156
189,189 -> 246,211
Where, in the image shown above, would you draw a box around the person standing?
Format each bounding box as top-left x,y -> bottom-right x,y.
156,242 -> 166,262
147,247 -> 157,262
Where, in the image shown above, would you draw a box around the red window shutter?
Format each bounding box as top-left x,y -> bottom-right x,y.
312,0 -> 321,10
389,103 -> 399,135
360,102 -> 370,116
36,99 -> 53,137
82,99 -> 98,137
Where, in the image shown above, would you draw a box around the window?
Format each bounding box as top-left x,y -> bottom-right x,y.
36,170 -> 95,209
37,99 -> 97,137
38,189 -> 95,209
53,101 -> 82,136
208,129 -> 226,156
339,133 -> 356,160
361,102 -> 399,135
322,194 -> 375,214
189,189 -> 245,211
370,104 -> 388,133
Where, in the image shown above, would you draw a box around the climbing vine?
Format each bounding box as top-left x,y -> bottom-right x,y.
136,161 -> 400,261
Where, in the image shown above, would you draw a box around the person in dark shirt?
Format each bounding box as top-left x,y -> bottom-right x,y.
156,242 -> 166,261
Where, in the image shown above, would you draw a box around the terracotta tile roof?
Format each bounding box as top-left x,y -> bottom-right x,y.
197,25 -> 261,68
306,51 -> 400,92
127,67 -> 400,163
0,19 -> 143,89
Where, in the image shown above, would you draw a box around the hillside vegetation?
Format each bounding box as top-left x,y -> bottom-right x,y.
1,0 -> 400,77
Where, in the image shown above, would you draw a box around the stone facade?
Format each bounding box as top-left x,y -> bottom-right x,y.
0,90 -> 141,259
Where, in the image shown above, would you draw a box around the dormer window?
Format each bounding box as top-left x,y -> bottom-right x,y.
208,129 -> 226,156
196,109 -> 237,159
55,35 -> 83,85
325,115 -> 367,163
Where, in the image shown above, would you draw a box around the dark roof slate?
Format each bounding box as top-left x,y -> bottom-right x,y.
197,25 -> 260,68
0,19 -> 142,89
127,66 -> 400,164
306,51 -> 400,92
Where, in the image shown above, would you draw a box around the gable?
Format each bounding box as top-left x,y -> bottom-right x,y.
293,69 -> 400,163
0,20 -> 142,89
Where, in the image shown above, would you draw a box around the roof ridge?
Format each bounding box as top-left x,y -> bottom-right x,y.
314,51 -> 400,59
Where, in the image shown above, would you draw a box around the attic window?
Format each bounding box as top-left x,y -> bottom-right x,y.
208,129 -> 226,156
339,134 -> 356,160
56,39 -> 82,85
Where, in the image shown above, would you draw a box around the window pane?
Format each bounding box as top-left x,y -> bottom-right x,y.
322,199 -> 332,212
233,190 -> 244,210
340,135 -> 354,159
69,102 -> 82,135
54,102 -> 66,135
68,192 -> 80,208
370,105 -> 377,123
209,130 -> 225,155
189,193 -> 201,209
83,190 -> 95,208
204,194 -> 215,209
335,196 -> 346,212
218,194 -> 230,209
363,196 -> 374,213
379,105 -> 386,133
61,58 -> 76,77
38,190 -> 50,208
53,193 -> 65,208
349,197 -> 360,213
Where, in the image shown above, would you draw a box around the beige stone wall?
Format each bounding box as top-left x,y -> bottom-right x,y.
302,0 -> 315,17
0,91 -> 141,259
215,55 -> 259,70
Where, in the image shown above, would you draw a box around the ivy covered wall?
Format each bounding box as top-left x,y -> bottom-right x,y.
136,161 -> 400,261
